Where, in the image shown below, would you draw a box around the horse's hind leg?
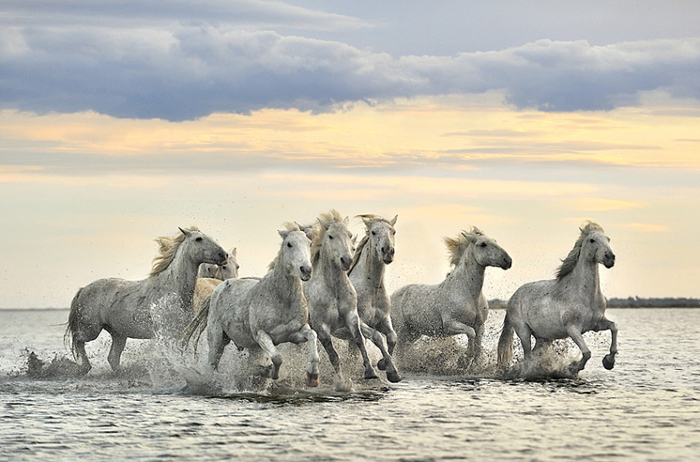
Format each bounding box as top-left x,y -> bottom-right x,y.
72,338 -> 92,375
566,326 -> 591,374
207,325 -> 229,371
107,334 -> 127,373
347,313 -> 379,380
254,330 -> 282,380
317,326 -> 343,379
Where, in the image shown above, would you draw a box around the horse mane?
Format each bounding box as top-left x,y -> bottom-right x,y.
347,214 -> 393,275
444,227 -> 484,268
307,209 -> 344,267
556,221 -> 605,279
151,226 -> 200,276
267,222 -> 303,272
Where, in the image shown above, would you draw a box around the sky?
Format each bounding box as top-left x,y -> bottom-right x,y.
1,0 -> 699,308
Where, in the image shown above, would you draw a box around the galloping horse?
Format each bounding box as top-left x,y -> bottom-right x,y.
497,222 -> 617,375
392,227 -> 512,368
348,214 -> 401,381
65,227 -> 228,374
184,224 -> 320,387
304,210 -> 400,383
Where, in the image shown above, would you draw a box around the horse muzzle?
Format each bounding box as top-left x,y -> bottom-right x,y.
299,265 -> 313,281
501,256 -> 513,270
603,252 -> 616,269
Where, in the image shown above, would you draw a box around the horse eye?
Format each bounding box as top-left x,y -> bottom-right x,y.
195,237 -> 203,242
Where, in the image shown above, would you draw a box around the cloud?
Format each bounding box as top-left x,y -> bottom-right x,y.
1,2 -> 699,121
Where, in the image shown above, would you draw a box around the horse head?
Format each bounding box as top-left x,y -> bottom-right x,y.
581,224 -> 615,269
278,227 -> 313,281
454,227 -> 512,270
362,214 -> 398,264
217,247 -> 240,279
179,227 -> 229,267
318,211 -> 354,271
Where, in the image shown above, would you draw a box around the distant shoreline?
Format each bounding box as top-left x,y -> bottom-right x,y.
488,297 -> 700,310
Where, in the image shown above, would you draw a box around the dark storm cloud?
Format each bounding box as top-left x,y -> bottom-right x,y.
1,1 -> 699,121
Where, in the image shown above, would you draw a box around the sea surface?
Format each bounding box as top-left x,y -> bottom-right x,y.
1,308 -> 699,461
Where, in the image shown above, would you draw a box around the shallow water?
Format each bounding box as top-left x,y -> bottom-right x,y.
1,308 -> 699,461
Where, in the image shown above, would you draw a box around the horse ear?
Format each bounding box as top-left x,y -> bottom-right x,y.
390,215 -> 398,226
304,227 -> 316,241
179,227 -> 190,236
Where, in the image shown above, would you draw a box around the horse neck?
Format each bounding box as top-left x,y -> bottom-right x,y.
442,248 -> 485,298
354,244 -> 385,288
269,264 -> 305,305
566,254 -> 601,296
317,251 -> 353,296
153,248 -> 199,310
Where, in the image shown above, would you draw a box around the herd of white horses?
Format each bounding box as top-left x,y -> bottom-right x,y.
65,211 -> 618,386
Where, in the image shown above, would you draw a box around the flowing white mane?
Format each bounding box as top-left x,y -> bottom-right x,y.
444,226 -> 484,268
151,226 -> 200,276
556,221 -> 605,280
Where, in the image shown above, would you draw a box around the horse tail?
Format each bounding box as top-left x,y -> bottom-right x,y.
64,287 -> 84,359
181,294 -> 210,352
497,311 -> 514,368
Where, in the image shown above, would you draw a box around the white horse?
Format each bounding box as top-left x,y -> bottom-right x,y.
497,222 -> 617,375
348,214 -> 402,382
185,224 -> 320,387
65,227 -> 228,374
198,248 -> 239,280
392,227 -> 512,368
302,210 -> 400,383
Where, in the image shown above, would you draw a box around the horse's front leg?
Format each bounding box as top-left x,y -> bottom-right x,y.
288,324 -> 320,387
596,317 -> 618,370
360,322 -> 401,383
254,330 -> 282,380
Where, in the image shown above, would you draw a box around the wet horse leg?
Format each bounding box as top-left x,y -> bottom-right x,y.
288,324 -> 320,387
360,322 -> 401,383
107,334 -> 127,373
443,319 -> 477,367
346,312 -> 379,380
207,323 -> 230,371
375,317 -> 398,366
317,326 -> 343,380
566,326 -> 592,374
254,330 -> 282,380
597,317 -> 618,370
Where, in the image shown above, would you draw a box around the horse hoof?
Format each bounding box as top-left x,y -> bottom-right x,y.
306,372 -> 320,387
386,371 -> 402,383
602,354 -> 616,370
377,359 -> 387,371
